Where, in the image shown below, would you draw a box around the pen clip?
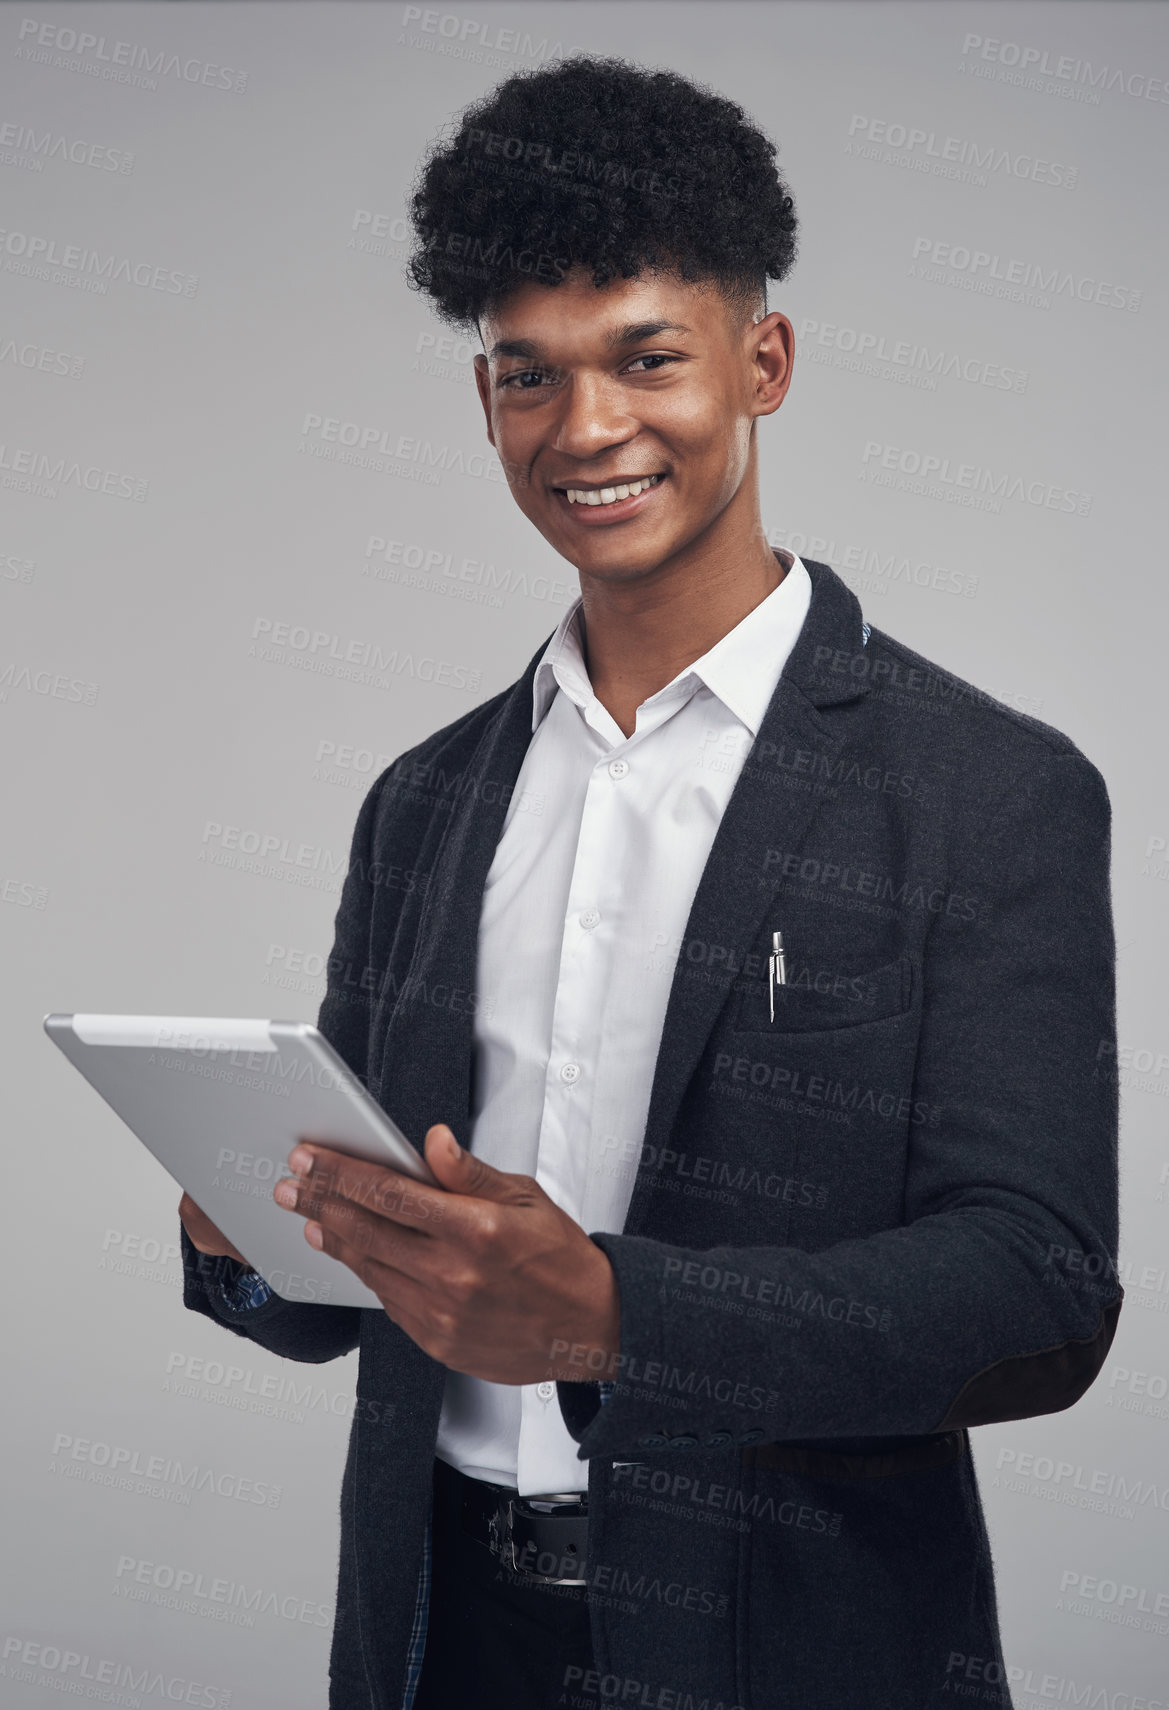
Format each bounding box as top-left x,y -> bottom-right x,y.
768,930 -> 786,1022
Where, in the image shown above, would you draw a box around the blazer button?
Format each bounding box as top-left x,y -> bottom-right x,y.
739,1428 -> 765,1445
637,1435 -> 668,1449
706,1431 -> 734,1447
668,1435 -> 698,1449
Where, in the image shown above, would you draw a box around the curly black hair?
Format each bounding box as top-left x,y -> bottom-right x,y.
405,54 -> 799,337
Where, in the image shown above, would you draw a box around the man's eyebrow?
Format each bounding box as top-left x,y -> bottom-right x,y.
488,320 -> 693,361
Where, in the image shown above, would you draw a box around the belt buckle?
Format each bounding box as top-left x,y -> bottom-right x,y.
490,1491 -> 588,1586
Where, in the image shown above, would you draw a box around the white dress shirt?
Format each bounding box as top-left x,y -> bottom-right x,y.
433,550 -> 813,1495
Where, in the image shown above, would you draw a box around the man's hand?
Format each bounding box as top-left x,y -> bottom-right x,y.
178,1192 -> 248,1264
272,1125 -> 621,1387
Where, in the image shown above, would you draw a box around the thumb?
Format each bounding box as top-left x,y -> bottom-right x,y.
423,1123 -> 507,1197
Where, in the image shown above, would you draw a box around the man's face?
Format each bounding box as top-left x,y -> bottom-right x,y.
472,267 -> 792,585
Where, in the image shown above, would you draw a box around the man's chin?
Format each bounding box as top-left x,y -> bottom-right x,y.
541,522 -> 685,582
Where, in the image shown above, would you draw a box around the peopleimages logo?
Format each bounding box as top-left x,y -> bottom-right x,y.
1,1635 -> 233,1707
49,1430 -> 282,1507
846,113 -> 1078,189
0,226 -> 197,295
363,535 -> 575,608
398,5 -> 585,65
797,317 -> 1027,394
0,660 -> 99,706
249,614 -> 483,694
0,441 -> 147,500
114,1550 -> 333,1628
960,32 -> 1169,105
298,412 -> 504,484
0,120 -> 134,173
910,236 -> 1142,312
860,441 -> 1091,516
14,16 -> 248,93
0,337 -> 84,379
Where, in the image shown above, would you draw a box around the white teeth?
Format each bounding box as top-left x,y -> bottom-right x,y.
565,474 -> 663,506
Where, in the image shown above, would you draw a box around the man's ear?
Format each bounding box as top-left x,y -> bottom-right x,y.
472,353 -> 495,449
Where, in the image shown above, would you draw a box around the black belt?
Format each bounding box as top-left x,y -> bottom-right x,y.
442,1460 -> 590,1586
442,1428 -> 968,1586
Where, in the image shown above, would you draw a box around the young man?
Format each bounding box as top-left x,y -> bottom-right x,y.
179,54 -> 1122,1710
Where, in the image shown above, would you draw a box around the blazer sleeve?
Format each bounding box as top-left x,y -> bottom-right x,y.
178,772 -> 389,1364
558,749 -> 1124,1458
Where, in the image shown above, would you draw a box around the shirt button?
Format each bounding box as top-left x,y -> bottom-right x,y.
579,908 -> 600,929
536,1381 -> 556,1402
560,1062 -> 581,1084
607,758 -> 629,779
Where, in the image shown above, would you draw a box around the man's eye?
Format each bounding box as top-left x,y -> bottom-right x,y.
499,370 -> 550,389
498,353 -> 679,390
625,353 -> 677,374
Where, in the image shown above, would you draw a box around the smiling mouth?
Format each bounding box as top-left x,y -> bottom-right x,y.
552,472 -> 668,507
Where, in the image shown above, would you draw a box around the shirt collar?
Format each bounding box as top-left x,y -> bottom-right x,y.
531,551 -> 813,737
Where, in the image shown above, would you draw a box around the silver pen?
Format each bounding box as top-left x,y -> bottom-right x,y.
769,930 -> 787,1022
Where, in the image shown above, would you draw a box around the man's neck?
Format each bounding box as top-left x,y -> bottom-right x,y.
578,539 -> 790,740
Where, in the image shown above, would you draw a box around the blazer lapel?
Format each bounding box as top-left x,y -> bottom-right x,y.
377,639 -> 546,1151
621,559 -> 871,1239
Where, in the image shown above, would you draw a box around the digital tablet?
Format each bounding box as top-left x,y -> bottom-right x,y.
44,1013 -> 440,1310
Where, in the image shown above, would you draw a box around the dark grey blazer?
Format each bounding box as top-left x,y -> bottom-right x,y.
180,558 -> 1123,1710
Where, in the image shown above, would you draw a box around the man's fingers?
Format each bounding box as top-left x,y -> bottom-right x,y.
287,1178 -> 430,1276
286,1143 -> 452,1231
178,1192 -> 247,1263
308,1216 -> 432,1331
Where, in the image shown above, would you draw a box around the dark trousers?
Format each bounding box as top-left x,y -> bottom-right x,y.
413,1456 -> 598,1710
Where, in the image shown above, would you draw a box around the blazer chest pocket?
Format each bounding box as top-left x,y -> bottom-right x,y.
733,954 -> 913,1034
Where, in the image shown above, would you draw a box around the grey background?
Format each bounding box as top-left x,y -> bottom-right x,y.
3,2 -> 1166,1704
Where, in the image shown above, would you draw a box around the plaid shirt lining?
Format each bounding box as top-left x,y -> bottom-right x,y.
218,1268 -> 274,1311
